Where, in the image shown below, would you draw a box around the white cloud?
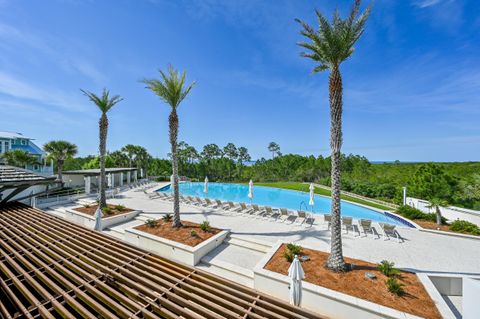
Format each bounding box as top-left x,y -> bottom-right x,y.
0,72 -> 86,112
414,0 -> 444,8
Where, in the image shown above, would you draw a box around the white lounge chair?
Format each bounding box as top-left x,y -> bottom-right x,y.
379,223 -> 402,243
342,217 -> 359,236
359,219 -> 379,238
239,203 -> 254,215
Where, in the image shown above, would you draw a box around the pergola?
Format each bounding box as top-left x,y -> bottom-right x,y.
0,166 -> 56,205
0,202 -> 324,319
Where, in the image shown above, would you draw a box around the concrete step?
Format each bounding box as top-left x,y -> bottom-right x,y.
196,259 -> 254,288
226,235 -> 273,253
135,214 -> 152,222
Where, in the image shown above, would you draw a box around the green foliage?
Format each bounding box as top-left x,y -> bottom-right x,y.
377,260 -> 400,277
81,88 -> 123,114
200,221 -> 211,232
82,156 -> 115,169
190,230 -> 198,237
408,163 -> 457,203
114,204 -> 125,211
1,149 -> 39,167
43,140 -> 77,163
283,243 -> 303,262
145,219 -> 159,228
396,205 -> 447,224
102,207 -> 112,216
162,214 -> 172,222
386,277 -> 405,296
449,220 -> 480,236
83,204 -> 91,208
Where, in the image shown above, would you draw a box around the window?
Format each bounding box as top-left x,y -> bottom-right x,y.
21,140 -> 27,145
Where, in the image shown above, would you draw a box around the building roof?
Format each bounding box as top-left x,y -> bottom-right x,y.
63,167 -> 138,176
0,165 -> 54,185
0,202 -> 323,319
11,143 -> 45,156
0,131 -> 32,140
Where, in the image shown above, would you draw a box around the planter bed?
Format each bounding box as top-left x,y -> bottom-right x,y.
125,219 -> 228,266
255,242 -> 442,319
73,204 -> 134,217
65,204 -> 140,230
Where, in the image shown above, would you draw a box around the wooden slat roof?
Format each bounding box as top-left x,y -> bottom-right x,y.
0,202 -> 324,319
0,166 -> 54,185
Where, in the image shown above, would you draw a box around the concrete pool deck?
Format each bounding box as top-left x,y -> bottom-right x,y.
46,183 -> 480,276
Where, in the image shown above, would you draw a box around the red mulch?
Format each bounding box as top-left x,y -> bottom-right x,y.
73,204 -> 133,218
264,244 -> 442,319
134,219 -> 221,247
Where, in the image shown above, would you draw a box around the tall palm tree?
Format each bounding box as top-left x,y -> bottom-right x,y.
427,198 -> 448,226
43,140 -> 78,182
81,88 -> 123,209
121,144 -> 139,167
297,1 -> 371,272
142,65 -> 195,228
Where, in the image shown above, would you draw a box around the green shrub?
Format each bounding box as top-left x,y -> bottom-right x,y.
377,260 -> 400,277
386,277 -> 404,296
200,221 -> 211,232
83,204 -> 90,208
191,230 -> 198,237
449,220 -> 480,235
162,214 -> 172,222
396,205 -> 447,224
145,219 -> 159,228
283,243 -> 303,262
102,207 -> 112,216
114,204 -> 125,211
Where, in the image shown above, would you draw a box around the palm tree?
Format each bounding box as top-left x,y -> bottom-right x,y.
1,149 -> 38,168
81,88 -> 123,209
142,65 -> 195,228
121,144 -> 139,167
43,140 -> 78,182
297,1 -> 371,272
427,198 -> 448,226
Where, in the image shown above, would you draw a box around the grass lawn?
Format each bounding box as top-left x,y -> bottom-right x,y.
255,182 -> 393,211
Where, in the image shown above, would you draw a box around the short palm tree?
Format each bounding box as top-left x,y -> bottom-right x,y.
43,140 -> 78,182
121,144 -> 139,167
82,88 -> 123,209
427,198 -> 448,226
297,0 -> 371,272
1,149 -> 38,168
143,65 -> 195,228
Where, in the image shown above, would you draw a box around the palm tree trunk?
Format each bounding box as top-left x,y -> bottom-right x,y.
170,109 -> 182,228
326,66 -> 348,272
99,113 -> 108,209
57,159 -> 64,183
436,206 -> 442,225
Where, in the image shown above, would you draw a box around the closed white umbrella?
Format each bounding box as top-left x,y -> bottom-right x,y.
288,255 -> 305,306
94,207 -> 103,231
309,183 -> 315,210
248,180 -> 254,203
204,176 -> 209,195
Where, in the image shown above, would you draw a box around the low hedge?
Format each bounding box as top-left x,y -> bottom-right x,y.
449,220 -> 480,236
395,205 -> 447,224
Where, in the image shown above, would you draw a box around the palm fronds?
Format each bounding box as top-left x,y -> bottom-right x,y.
81,88 -> 123,114
296,1 -> 371,71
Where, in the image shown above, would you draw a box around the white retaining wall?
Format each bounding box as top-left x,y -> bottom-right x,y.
64,207 -> 140,230
124,228 -> 229,266
407,197 -> 480,226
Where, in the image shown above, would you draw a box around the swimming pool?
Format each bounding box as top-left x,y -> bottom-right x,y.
157,182 -> 403,225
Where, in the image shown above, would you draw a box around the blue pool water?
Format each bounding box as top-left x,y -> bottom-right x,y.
157,182 -> 402,225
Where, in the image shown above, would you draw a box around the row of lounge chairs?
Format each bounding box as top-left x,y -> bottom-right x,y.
130,180 -> 156,191
149,193 -> 316,227
146,192 -> 402,242
324,215 -> 402,242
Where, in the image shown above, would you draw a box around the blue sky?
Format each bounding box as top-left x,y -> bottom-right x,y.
0,0 -> 479,161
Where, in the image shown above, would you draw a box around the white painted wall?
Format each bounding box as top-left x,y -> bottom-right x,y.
407,197 -> 480,226
463,278 -> 480,319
